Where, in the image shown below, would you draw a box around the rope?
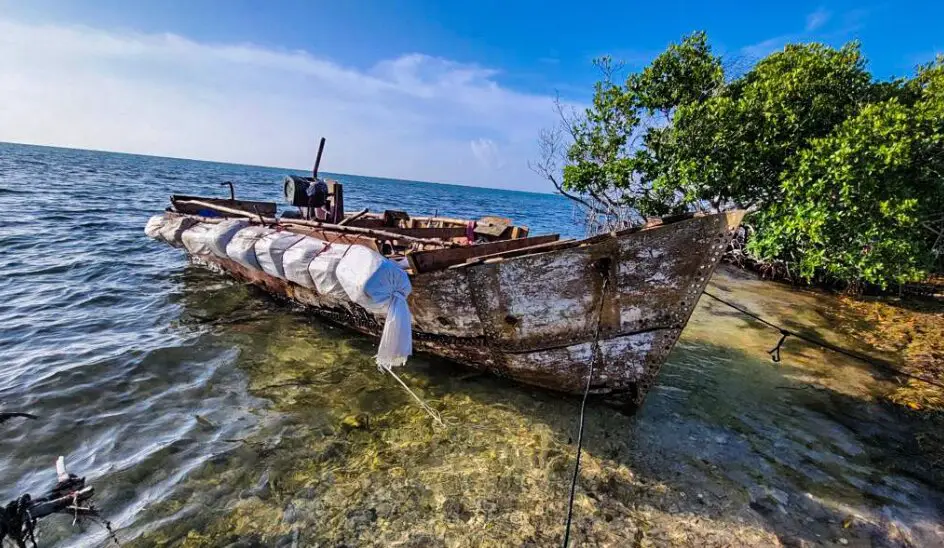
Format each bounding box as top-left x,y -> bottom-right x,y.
701,290 -> 944,390
383,366 -> 445,428
768,331 -> 788,363
562,276 -> 610,548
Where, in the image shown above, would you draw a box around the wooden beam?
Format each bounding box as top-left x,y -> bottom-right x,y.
173,199 -> 460,248
407,234 -> 560,273
345,217 -> 386,228
388,227 -> 468,239
457,239 -> 579,267
305,220 -> 469,240
338,207 -> 369,226
171,195 -> 277,217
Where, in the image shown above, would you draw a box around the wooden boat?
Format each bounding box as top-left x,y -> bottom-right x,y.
148,180 -> 744,412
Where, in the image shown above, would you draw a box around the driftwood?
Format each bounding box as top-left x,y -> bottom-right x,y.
174,199 -> 461,249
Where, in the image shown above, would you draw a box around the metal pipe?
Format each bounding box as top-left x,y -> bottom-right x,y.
220,181 -> 235,201
312,137 -> 326,179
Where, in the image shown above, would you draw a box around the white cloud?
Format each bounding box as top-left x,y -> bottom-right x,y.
740,35 -> 794,60
0,18 -> 562,191
741,7 -> 863,61
805,8 -> 831,32
470,138 -> 505,170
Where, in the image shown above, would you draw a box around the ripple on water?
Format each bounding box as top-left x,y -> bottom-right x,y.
1,143 -> 942,546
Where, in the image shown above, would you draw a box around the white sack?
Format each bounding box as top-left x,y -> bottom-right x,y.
308,243 -> 352,300
181,223 -> 215,256
205,219 -> 248,258
256,231 -> 306,278
145,215 -> 165,240
281,237 -> 327,289
336,245 -> 413,369
225,226 -> 272,270
158,216 -> 198,247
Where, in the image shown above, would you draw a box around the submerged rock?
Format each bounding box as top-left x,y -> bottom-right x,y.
340,413 -> 370,431
442,498 -> 472,522
282,502 -> 298,524
240,469 -> 271,500
274,529 -> 300,548
346,507 -> 377,529
402,532 -> 445,547
375,501 -> 393,518
294,486 -> 317,500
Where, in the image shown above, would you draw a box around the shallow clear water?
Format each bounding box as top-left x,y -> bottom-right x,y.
1,142 -> 942,547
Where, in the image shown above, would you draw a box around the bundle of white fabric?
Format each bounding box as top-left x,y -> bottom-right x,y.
147,215 -> 414,369
336,245 -> 413,369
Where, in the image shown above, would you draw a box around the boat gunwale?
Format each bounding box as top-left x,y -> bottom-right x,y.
163,206 -> 738,276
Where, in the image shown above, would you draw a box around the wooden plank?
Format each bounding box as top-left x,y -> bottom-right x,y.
175,199 -> 456,248
407,234 -> 560,273
392,227 -> 468,239
408,215 -> 469,226
346,218 -> 386,228
405,252 -> 421,274
459,238 -> 578,267
474,215 -> 512,238
338,207 -> 369,226
328,182 -> 342,223
320,223 -> 468,240
171,195 -> 277,217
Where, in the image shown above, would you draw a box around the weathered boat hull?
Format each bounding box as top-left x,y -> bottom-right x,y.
163,210 -> 744,411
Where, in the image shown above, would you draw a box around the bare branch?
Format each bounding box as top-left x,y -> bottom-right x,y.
528,126 -> 605,215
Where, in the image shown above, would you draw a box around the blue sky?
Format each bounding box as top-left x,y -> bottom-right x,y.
1,1 -> 941,191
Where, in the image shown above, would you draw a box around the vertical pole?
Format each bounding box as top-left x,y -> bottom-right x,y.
221,181 -> 235,200
312,137 -> 326,179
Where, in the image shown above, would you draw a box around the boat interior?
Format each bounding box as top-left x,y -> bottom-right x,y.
167,176 -> 699,276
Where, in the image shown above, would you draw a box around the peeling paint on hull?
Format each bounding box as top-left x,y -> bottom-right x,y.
157,210 -> 745,411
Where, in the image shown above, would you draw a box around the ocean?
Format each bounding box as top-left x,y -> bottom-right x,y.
1,142 -> 942,546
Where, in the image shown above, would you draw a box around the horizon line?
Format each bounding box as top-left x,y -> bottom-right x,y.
1,140 -> 559,197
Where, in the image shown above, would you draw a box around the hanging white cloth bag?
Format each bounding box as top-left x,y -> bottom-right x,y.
336,245 -> 413,369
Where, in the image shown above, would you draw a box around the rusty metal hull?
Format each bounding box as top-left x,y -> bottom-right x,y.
166,211 -> 744,411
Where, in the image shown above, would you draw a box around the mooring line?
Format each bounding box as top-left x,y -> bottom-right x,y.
701,289 -> 944,390
383,366 -> 446,427
562,276 -> 610,547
